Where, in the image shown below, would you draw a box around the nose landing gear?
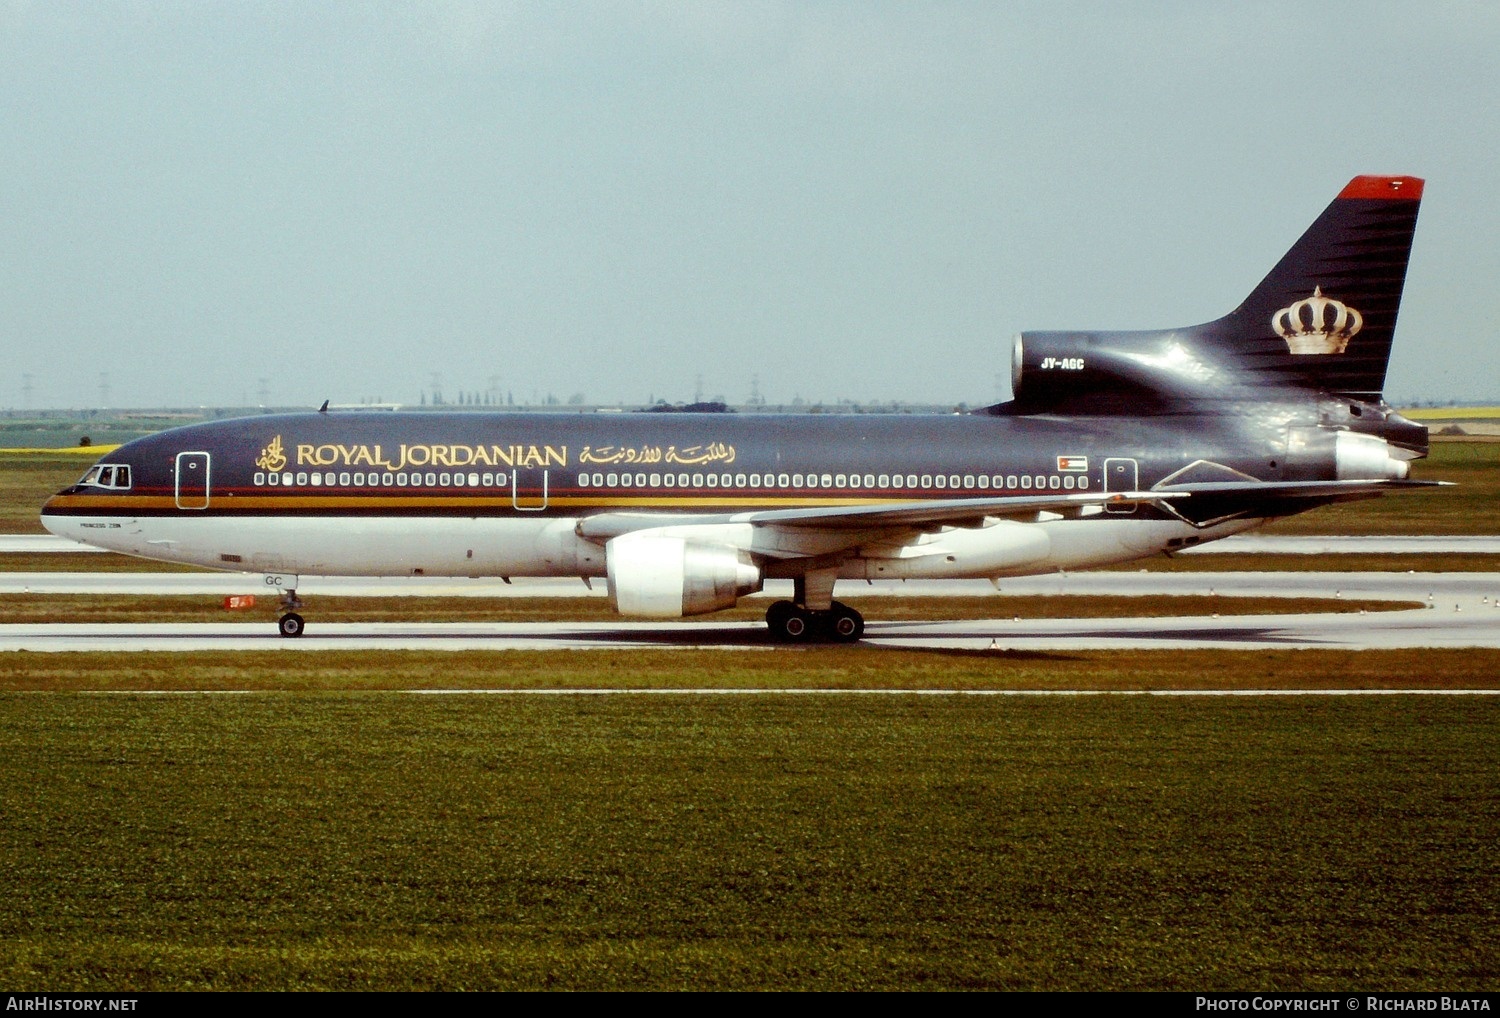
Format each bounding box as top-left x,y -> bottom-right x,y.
277,587 -> 305,638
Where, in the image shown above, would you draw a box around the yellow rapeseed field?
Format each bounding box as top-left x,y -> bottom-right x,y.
1401,406 -> 1500,420
0,445 -> 120,455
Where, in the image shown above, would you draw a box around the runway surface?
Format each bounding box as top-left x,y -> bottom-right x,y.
3,572 -> 1498,652
7,530 -> 1498,652
4,606 -> 1499,652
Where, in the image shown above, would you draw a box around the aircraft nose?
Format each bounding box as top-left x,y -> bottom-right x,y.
40,494 -> 70,530
39,492 -> 88,543
40,499 -> 67,537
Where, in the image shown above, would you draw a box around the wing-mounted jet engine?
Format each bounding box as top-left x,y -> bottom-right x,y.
40,176 -> 1443,641
605,533 -> 763,618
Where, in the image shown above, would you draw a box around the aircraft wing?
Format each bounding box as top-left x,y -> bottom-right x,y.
575,491 -> 1177,540
726,491 -> 1178,528
575,479 -> 1446,542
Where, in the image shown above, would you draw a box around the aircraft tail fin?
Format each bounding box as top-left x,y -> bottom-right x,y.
1194,174 -> 1424,399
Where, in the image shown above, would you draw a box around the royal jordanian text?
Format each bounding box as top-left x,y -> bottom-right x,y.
294,442 -> 568,472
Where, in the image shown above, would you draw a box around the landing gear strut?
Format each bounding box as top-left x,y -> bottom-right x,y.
765,599 -> 864,644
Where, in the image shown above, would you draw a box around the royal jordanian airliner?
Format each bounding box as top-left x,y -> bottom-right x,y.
42,176 -> 1439,640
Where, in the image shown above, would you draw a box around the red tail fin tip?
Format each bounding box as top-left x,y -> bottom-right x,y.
1338,175 -> 1424,200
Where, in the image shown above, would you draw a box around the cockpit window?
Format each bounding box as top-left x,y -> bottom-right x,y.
79,464 -> 132,490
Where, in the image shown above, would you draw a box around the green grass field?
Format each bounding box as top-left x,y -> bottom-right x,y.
0,453 -> 92,533
3,435 -> 1496,991
2,692 -> 1496,990
3,646 -> 1498,692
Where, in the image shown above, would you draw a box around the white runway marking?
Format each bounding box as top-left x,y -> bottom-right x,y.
0,535 -> 108,552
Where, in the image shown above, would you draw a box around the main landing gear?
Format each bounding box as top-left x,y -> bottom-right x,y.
765,600 -> 864,644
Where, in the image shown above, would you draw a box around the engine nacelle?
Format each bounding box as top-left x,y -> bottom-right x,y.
1009,331 -> 1240,412
1012,332 -> 1110,402
605,533 -> 763,618
1334,430 -> 1409,480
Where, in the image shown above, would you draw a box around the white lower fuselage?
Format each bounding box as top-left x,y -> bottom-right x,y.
44,511 -> 1264,583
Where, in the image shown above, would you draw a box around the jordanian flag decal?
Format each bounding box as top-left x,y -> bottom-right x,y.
1056,456 -> 1088,472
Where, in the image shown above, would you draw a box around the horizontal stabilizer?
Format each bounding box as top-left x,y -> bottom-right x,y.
1157,479 -> 1446,496
1154,478 -> 1449,525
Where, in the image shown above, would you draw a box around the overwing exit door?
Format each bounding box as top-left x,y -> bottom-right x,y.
1103,457 -> 1138,514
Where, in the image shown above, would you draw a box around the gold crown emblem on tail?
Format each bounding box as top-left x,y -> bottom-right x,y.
1272,287 -> 1363,355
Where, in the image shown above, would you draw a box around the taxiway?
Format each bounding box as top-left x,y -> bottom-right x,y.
2,604 -> 1499,652
6,533 -> 1496,652
2,571 -> 1497,652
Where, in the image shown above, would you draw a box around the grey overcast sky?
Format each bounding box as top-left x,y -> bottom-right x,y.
2,1 -> 1496,410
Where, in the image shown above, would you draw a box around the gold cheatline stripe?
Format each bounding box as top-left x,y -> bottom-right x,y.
44,494 -> 918,511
